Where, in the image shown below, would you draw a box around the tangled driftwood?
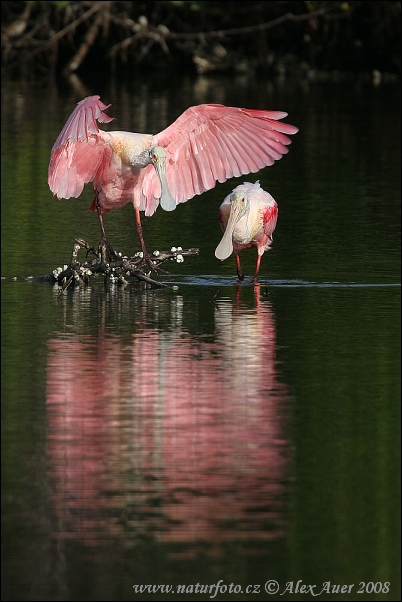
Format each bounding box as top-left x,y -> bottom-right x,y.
29,238 -> 199,295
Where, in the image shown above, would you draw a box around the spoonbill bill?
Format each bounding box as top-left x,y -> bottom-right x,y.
215,181 -> 278,281
48,95 -> 297,268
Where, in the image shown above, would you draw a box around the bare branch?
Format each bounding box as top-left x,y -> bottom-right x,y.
64,10 -> 104,73
166,6 -> 340,40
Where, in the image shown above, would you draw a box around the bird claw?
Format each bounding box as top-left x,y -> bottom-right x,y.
140,253 -> 169,274
98,236 -> 119,264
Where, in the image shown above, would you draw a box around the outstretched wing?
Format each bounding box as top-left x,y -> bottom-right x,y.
148,103 -> 298,205
48,96 -> 114,199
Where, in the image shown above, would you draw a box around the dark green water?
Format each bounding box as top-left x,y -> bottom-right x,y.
1,75 -> 400,601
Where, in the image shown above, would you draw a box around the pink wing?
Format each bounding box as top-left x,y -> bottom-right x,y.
48,96 -> 114,199
148,104 -> 298,205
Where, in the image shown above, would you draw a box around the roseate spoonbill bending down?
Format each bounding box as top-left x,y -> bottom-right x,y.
48,95 -> 297,268
215,181 -> 278,281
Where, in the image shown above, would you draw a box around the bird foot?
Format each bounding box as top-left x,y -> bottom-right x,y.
139,252 -> 170,275
98,236 -> 119,264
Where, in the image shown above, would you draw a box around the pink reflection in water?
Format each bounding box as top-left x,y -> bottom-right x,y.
46,286 -> 290,548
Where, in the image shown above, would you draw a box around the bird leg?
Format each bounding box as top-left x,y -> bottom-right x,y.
134,206 -> 168,274
252,254 -> 263,282
236,255 -> 245,281
94,194 -> 118,264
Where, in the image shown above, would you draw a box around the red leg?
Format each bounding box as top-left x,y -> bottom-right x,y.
134,206 -> 167,273
236,254 -> 245,281
134,206 -> 148,257
94,194 -> 107,239
94,194 -> 116,262
253,253 -> 262,282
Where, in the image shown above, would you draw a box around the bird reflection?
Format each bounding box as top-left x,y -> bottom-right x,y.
46,285 -> 290,552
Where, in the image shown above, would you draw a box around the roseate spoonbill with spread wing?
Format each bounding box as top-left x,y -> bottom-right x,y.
215,181 -> 278,281
48,95 -> 297,269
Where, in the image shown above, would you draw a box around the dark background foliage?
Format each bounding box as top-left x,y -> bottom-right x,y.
1,1 -> 400,80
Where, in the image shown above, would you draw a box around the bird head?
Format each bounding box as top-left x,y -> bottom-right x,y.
215,191 -> 249,261
229,190 -> 250,215
148,145 -> 167,164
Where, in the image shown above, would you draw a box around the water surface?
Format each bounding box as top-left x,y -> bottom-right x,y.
1,75 -> 400,601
